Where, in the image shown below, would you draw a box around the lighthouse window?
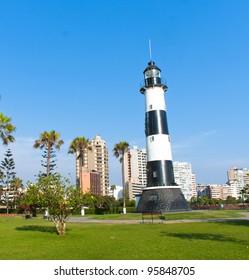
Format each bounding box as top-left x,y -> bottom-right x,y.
149,105 -> 153,110
150,136 -> 154,142
153,171 -> 157,178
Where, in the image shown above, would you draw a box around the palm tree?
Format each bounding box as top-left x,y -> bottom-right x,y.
113,141 -> 130,214
110,184 -> 116,193
33,130 -> 64,177
68,136 -> 92,189
0,112 -> 15,145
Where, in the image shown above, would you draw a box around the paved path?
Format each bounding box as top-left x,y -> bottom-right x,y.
68,212 -> 249,224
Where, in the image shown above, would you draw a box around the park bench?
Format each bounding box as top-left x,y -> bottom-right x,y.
141,211 -> 165,223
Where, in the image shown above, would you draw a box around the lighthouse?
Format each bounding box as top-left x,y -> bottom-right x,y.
136,60 -> 190,213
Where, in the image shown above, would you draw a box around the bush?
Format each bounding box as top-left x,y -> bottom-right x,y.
126,206 -> 135,213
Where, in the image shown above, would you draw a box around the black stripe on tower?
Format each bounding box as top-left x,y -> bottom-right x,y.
145,110 -> 169,136
147,160 -> 175,187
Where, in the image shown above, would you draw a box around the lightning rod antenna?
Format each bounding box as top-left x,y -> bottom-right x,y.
149,39 -> 152,61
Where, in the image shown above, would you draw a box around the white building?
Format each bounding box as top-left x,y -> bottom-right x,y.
108,185 -> 123,200
123,146 -> 147,199
173,161 -> 197,201
227,167 -> 249,198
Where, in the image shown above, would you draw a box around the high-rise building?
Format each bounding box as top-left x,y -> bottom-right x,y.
206,184 -> 229,200
197,184 -> 236,200
80,167 -> 101,195
76,135 -> 109,196
227,167 -> 249,198
173,161 -> 197,201
123,146 -> 147,199
124,146 -> 147,185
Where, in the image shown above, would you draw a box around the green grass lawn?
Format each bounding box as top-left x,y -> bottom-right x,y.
88,210 -> 245,220
0,211 -> 248,260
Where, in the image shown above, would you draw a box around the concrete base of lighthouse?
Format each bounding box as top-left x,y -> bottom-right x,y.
136,186 -> 191,213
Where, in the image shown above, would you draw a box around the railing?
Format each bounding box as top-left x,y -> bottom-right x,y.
140,77 -> 167,89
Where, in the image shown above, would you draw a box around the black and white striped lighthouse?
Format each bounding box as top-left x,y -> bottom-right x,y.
141,61 -> 175,187
136,60 -> 190,213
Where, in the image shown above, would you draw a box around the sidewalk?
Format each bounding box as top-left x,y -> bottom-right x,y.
68,211 -> 249,224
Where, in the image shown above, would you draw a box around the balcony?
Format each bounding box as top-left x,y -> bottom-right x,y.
140,77 -> 168,94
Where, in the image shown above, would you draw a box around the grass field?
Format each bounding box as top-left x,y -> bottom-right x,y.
88,210 -> 245,220
0,211 -> 248,260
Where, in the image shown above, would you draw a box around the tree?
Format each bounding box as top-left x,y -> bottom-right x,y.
68,136 -> 92,189
0,149 -> 16,214
33,130 -> 64,177
82,193 -> 97,209
11,177 -> 25,211
113,141 -> 129,214
20,183 -> 42,216
189,196 -> 198,206
196,195 -> 210,206
239,186 -> 249,208
110,184 -> 116,196
225,195 -> 237,205
0,112 -> 15,146
23,174 -> 83,235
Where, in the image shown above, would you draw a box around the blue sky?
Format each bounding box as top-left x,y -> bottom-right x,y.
0,0 -> 248,186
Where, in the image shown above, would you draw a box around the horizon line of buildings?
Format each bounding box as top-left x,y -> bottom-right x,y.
75,135 -> 248,201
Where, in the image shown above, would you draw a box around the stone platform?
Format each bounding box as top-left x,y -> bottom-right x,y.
136,187 -> 191,213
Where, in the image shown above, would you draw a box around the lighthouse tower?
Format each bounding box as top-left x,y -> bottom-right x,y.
136,60 -> 190,212
141,61 -> 174,187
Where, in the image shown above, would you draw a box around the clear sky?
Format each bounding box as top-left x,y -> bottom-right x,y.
0,0 -> 249,186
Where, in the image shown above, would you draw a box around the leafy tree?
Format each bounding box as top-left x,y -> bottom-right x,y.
20,183 -> 42,216
23,174 -> 83,235
0,112 -> 15,145
0,149 -> 16,214
209,198 -> 220,206
82,193 -> 97,209
239,186 -> 249,208
113,141 -> 130,214
196,195 -> 210,206
33,130 -> 64,177
68,136 -> 92,189
225,195 -> 237,205
10,177 -> 24,211
189,196 -> 198,206
93,194 -> 118,214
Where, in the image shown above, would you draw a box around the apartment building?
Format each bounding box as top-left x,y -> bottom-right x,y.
76,135 -> 109,196
80,167 -> 101,195
173,161 -> 197,201
206,184 -> 230,200
227,167 -> 249,198
123,146 -> 147,199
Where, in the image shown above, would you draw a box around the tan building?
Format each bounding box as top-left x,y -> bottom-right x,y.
207,184 -> 224,200
123,146 -> 147,199
76,135 -> 109,196
80,167 -> 101,194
